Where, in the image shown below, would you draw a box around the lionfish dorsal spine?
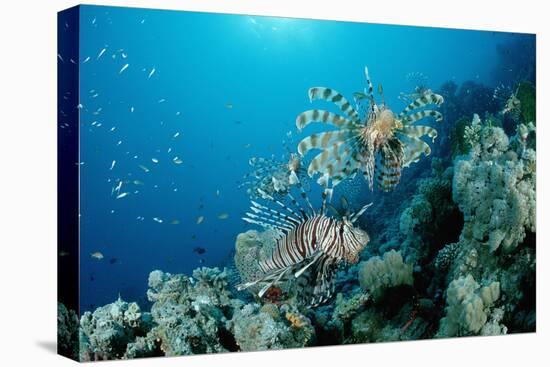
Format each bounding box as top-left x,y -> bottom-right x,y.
291,170 -> 316,216
257,189 -> 303,220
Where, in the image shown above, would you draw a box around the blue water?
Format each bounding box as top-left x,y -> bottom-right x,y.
77,5 -> 531,312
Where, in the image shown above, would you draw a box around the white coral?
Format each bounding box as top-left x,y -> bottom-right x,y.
358,250 -> 413,299
437,274 -> 501,337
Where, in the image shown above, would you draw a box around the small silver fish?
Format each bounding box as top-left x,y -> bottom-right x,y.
119,63 -> 129,74
97,48 -> 107,60
116,192 -> 129,199
90,252 -> 104,260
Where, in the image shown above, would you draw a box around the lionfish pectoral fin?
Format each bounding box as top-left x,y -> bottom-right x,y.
236,278 -> 263,291
257,267 -> 291,298
310,257 -> 337,307
294,252 -> 322,278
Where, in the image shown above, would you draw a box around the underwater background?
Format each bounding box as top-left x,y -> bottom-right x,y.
58,4 -> 536,361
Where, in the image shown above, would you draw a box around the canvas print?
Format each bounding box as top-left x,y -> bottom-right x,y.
57,5 -> 536,361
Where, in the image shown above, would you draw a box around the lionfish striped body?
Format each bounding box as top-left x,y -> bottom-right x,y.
296,67 -> 444,194
237,173 -> 371,306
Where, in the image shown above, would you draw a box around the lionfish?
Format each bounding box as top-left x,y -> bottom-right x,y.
240,133 -> 307,198
237,172 -> 371,306
494,84 -> 521,120
296,67 -> 444,195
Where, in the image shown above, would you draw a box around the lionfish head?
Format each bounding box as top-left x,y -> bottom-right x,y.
340,217 -> 370,264
287,153 -> 301,172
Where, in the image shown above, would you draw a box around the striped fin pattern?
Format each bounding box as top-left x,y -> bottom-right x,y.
364,66 -> 374,102
238,183 -> 370,306
309,256 -> 337,306
308,87 -> 360,122
297,129 -> 358,156
375,139 -> 404,192
397,133 -> 432,167
402,110 -> 443,124
296,109 -> 358,131
295,67 -> 444,194
398,93 -> 444,119
306,138 -> 358,177
399,125 -> 438,142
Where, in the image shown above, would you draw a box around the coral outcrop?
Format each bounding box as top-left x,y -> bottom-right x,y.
434,115 -> 536,337
144,268 -> 239,356
358,250 -> 413,300
453,115 -> 536,253
437,275 -> 502,336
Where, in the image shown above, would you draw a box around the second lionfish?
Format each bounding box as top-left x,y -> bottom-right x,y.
296,66 -> 444,194
237,172 -> 371,306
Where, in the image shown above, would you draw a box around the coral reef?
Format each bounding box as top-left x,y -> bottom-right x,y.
398,158 -> 462,265
145,268 -> 239,356
453,116 -> 536,253
72,89 -> 535,360
433,115 -> 536,337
